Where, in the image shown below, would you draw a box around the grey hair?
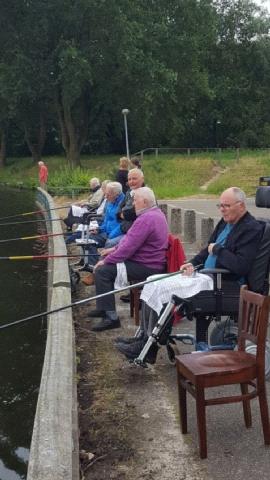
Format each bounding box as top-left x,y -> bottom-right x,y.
128,168 -> 144,178
107,181 -> 123,195
231,187 -> 247,205
134,186 -> 156,206
90,177 -> 100,186
101,179 -> 110,188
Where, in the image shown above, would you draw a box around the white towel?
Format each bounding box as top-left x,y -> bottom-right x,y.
114,263 -> 128,289
140,272 -> 213,314
71,205 -> 88,217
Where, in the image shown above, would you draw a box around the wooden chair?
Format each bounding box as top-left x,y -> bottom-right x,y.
176,286 -> 270,459
130,279 -> 142,325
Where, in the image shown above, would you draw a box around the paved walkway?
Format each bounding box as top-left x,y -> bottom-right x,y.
166,197 -> 270,221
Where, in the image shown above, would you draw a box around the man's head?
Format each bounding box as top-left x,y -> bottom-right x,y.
218,187 -> 247,224
38,161 -> 44,166
128,168 -> 144,190
133,187 -> 156,214
101,179 -> 110,193
89,177 -> 100,190
105,182 -> 122,202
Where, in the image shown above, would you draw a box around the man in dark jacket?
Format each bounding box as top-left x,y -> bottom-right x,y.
116,187 -> 263,362
182,187 -> 262,280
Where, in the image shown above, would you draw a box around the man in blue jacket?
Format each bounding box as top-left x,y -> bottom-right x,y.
81,182 -> 125,269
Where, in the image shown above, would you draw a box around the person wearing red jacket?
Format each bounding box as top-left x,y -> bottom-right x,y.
38,161 -> 48,190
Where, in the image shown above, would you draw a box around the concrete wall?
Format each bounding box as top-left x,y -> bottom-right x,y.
27,189 -> 79,480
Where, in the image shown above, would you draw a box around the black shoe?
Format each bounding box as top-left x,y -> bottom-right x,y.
90,317 -> 121,332
117,339 -> 158,364
115,331 -> 144,344
120,293 -> 131,303
116,338 -> 147,358
87,309 -> 106,318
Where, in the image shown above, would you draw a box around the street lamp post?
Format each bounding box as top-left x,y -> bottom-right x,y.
214,119 -> 221,148
122,108 -> 130,159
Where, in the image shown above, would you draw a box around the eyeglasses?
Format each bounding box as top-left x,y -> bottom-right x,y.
216,201 -> 241,209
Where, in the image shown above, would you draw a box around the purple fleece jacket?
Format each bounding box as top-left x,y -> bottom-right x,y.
103,206 -> 168,270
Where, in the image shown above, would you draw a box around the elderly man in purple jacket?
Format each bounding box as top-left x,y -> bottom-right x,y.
88,187 -> 168,331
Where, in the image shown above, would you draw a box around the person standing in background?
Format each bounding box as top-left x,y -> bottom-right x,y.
115,157 -> 129,193
38,161 -> 48,190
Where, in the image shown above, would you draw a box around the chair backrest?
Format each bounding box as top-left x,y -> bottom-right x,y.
238,287 -> 270,366
166,234 -> 186,273
247,220 -> 270,295
256,186 -> 270,206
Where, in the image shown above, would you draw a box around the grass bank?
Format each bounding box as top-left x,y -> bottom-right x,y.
0,149 -> 269,199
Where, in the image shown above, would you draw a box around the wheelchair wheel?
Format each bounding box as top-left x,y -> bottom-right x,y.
210,318 -> 238,347
245,341 -> 270,380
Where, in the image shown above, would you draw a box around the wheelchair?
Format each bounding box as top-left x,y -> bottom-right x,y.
133,218 -> 270,376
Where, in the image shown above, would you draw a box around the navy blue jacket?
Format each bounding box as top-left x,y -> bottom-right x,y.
191,212 -> 263,280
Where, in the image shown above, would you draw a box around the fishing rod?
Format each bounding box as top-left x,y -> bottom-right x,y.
0,212 -> 100,227
0,253 -> 100,261
0,232 -> 70,244
0,267 -> 201,331
0,202 -> 93,222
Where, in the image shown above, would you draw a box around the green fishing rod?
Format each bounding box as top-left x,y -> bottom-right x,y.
0,232 -> 70,244
0,202 -> 87,222
0,212 -> 100,227
0,267 -> 197,330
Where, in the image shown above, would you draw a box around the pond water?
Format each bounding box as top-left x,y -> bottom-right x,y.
0,187 -> 47,480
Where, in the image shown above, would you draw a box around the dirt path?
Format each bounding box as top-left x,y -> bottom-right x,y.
74,283 -> 206,480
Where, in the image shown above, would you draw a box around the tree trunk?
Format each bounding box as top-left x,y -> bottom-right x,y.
24,113 -> 46,163
0,129 -> 7,168
56,90 -> 89,168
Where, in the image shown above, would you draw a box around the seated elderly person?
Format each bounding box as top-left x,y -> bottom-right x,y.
87,187 -> 169,332
76,182 -> 125,273
65,180 -> 110,245
64,177 -> 104,230
99,168 -> 145,256
116,186 -> 263,361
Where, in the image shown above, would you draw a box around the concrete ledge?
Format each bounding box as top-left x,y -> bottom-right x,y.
27,188 -> 79,480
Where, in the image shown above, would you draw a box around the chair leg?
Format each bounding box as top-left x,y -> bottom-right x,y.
130,289 -> 134,317
257,380 -> 270,444
177,370 -> 187,434
240,383 -> 252,428
195,387 -> 207,459
133,288 -> 140,326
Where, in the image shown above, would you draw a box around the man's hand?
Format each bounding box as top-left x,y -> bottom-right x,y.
93,260 -> 105,272
180,262 -> 194,276
99,247 -> 116,257
208,243 -> 216,255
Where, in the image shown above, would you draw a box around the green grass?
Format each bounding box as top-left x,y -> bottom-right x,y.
0,149 -> 269,198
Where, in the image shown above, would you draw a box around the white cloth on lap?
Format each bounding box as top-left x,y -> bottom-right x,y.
140,272 -> 213,314
71,205 -> 88,217
114,263 -> 128,289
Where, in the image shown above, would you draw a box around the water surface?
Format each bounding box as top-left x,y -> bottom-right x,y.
0,187 -> 47,480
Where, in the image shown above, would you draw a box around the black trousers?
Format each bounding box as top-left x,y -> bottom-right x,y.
95,261 -> 164,312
